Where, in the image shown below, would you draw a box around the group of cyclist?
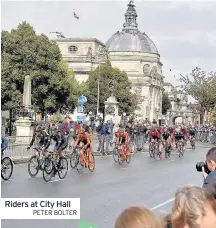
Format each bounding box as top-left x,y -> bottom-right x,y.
1,119 -> 197,167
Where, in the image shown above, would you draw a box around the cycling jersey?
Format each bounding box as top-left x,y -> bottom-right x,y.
189,130 -> 195,136
74,130 -> 91,149
149,130 -> 160,140
115,130 -> 130,144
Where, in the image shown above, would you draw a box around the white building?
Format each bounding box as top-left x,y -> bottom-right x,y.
53,1 -> 164,122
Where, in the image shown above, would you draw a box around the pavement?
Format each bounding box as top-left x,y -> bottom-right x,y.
1,142 -> 213,228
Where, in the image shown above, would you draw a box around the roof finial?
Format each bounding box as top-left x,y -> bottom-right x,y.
122,0 -> 138,31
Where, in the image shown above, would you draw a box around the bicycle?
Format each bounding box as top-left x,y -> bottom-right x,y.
149,140 -> 162,159
70,146 -> 79,169
164,140 -> 171,158
76,146 -> 95,174
177,140 -> 185,157
1,150 -> 13,181
43,151 -> 68,182
28,147 -> 48,177
113,143 -> 131,165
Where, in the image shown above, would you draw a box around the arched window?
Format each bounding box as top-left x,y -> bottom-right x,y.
68,45 -> 78,53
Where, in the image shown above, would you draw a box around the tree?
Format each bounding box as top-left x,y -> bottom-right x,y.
58,60 -> 84,113
1,22 -> 72,114
162,92 -> 172,115
210,105 -> 216,124
83,62 -> 138,115
179,67 -> 216,108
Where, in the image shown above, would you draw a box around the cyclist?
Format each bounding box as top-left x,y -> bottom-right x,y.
115,127 -> 130,159
162,127 -> 171,153
174,125 -> 185,151
189,126 -> 196,145
148,128 -> 162,158
1,134 -> 8,154
73,128 -> 93,164
27,126 -> 49,156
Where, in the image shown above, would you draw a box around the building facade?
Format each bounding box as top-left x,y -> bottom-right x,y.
52,1 -> 164,122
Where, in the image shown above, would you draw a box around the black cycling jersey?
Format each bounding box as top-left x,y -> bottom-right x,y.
189,130 -> 195,136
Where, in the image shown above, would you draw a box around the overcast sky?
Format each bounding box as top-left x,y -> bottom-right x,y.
2,1 -> 216,84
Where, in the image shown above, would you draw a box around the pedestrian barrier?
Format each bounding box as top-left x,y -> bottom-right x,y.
196,131 -> 216,144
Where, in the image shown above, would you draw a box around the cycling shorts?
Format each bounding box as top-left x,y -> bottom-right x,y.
175,135 -> 184,140
151,136 -> 160,142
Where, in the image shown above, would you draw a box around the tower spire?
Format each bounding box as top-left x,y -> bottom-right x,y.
122,0 -> 138,31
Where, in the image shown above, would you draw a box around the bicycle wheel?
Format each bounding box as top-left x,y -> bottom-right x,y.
149,144 -> 154,158
118,152 -> 124,165
58,157 -> 68,179
165,144 -> 170,158
28,155 -> 40,177
153,145 -> 158,159
179,144 -> 183,157
76,156 -> 84,174
113,147 -> 119,163
88,154 -> 95,172
126,153 -> 131,164
191,139 -> 195,149
70,150 -> 78,169
43,158 -> 54,182
1,157 -> 13,181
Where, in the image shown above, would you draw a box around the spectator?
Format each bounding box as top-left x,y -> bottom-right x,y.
203,184 -> 216,228
171,185 -> 205,228
115,206 -> 161,228
202,147 -> 216,188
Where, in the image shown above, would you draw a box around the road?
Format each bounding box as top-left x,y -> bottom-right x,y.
1,142 -> 213,228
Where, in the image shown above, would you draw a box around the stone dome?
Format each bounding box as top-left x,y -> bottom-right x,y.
106,1 -> 158,54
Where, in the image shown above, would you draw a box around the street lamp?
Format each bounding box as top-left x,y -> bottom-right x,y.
96,47 -> 108,116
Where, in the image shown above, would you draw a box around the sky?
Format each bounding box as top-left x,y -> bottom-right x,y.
1,1 -> 216,85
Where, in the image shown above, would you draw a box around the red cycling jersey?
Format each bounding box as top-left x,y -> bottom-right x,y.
149,129 -> 160,138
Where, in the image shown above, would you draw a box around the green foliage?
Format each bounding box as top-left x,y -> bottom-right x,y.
83,62 -> 137,115
210,105 -> 216,124
1,22 -> 74,113
51,113 -> 63,122
179,67 -> 216,108
162,92 -> 172,115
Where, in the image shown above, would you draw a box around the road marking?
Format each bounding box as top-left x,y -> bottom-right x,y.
158,210 -> 168,214
49,179 -> 65,183
150,198 -> 174,211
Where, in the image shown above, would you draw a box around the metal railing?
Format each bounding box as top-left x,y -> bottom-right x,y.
196,131 -> 216,144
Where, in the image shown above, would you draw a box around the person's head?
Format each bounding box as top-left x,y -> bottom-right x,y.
206,147 -> 216,172
118,128 -> 124,137
78,128 -> 85,137
115,206 -> 161,228
171,184 -> 216,228
172,185 -> 205,228
202,185 -> 216,228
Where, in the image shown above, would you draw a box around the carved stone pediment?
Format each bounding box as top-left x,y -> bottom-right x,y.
105,105 -> 115,115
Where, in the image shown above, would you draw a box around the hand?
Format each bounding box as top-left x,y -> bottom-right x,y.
202,166 -> 208,179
